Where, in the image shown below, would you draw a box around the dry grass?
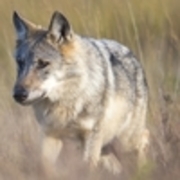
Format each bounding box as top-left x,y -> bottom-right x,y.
0,0 -> 180,179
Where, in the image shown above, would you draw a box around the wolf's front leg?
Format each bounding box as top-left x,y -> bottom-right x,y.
83,129 -> 103,167
83,130 -> 121,174
42,136 -> 62,163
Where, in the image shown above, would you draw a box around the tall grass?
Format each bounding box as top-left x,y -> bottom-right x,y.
0,0 -> 180,179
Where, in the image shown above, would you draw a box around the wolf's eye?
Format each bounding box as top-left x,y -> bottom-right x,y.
37,59 -> 50,69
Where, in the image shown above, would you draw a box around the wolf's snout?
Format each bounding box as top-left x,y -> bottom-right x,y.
13,86 -> 28,103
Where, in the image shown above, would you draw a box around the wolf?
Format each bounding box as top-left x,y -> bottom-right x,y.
12,11 -> 149,173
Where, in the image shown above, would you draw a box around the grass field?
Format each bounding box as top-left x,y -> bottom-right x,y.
0,0 -> 180,179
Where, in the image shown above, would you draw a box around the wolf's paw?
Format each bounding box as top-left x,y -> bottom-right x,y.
100,154 -> 122,174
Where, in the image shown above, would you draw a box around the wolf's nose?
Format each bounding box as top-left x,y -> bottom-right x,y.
13,86 -> 28,103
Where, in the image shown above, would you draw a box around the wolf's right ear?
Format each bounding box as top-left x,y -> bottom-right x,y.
48,11 -> 73,44
13,11 -> 36,40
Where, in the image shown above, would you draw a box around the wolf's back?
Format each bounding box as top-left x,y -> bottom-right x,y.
83,37 -> 148,102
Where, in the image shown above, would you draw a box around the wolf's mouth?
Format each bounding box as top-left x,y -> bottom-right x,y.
19,91 -> 46,106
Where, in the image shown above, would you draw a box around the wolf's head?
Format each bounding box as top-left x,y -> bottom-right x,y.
12,11 -> 80,105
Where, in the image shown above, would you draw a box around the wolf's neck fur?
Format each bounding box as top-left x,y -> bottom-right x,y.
33,95 -> 82,135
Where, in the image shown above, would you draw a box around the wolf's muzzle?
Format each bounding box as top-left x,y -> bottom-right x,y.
13,86 -> 28,103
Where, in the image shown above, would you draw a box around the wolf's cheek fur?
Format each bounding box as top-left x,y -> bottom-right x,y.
40,74 -> 61,102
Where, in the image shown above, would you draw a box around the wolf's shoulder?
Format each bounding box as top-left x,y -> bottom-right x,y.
99,39 -> 130,56
81,36 -> 132,59
85,37 -> 139,65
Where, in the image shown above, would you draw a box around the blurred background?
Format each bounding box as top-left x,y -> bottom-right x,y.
0,0 -> 180,179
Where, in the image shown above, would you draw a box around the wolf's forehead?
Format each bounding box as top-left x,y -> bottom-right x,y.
34,41 -> 60,60
15,39 -> 60,61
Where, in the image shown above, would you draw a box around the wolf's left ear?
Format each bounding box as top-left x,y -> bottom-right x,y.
48,11 -> 73,43
13,11 -> 36,40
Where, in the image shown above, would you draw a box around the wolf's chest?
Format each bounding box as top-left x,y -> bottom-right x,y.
33,104 -> 95,138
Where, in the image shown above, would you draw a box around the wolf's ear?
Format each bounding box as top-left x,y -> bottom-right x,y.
13,11 -> 36,40
48,11 -> 73,43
